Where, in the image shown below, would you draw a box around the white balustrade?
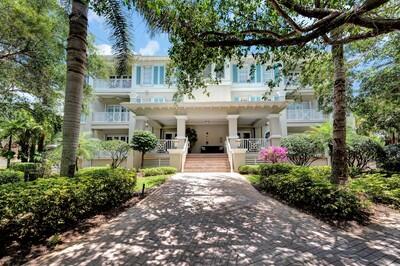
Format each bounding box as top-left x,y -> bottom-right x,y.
229,138 -> 269,153
92,112 -> 130,123
286,109 -> 325,121
152,139 -> 182,153
93,78 -> 132,90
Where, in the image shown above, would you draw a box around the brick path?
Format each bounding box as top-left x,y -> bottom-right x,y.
29,173 -> 400,265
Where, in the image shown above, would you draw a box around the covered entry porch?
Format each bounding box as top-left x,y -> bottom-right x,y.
122,101 -> 289,171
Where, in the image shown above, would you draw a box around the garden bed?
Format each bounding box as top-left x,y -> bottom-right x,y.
0,167 -> 172,265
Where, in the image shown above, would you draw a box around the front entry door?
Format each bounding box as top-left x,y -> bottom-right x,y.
238,131 -> 251,139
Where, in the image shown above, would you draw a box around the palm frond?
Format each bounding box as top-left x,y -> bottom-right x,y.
92,0 -> 132,75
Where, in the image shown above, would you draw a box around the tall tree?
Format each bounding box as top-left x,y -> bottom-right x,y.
60,0 -> 132,177
134,0 -> 400,184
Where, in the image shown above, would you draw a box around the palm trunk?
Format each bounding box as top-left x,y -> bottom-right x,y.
37,132 -> 45,153
29,138 -> 36,162
331,42 -> 348,184
7,135 -> 12,168
60,0 -> 88,177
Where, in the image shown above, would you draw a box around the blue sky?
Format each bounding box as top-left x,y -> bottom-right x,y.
88,10 -> 170,56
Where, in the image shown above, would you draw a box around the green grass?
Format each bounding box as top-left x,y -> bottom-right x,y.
246,175 -> 262,185
134,175 -> 169,192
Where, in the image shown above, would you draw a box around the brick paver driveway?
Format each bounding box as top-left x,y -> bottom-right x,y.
29,173 -> 400,265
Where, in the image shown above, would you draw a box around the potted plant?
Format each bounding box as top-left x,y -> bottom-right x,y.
185,128 -> 198,153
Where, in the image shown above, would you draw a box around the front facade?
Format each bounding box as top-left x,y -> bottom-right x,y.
81,56 -> 329,171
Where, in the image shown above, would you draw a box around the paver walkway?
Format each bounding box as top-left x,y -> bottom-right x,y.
29,173 -> 400,265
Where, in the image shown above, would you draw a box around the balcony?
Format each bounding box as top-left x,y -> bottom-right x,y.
92,112 -> 130,123
287,109 -> 325,122
93,78 -> 132,91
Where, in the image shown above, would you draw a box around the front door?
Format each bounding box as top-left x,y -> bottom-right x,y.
238,131 -> 251,139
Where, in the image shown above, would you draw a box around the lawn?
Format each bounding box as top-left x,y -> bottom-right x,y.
134,175 -> 169,192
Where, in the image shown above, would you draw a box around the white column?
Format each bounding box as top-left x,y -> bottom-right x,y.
268,114 -> 282,146
175,115 -> 187,139
227,115 -> 239,138
280,110 -> 288,137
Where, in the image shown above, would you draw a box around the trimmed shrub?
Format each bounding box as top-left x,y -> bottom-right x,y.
0,168 -> 136,244
259,166 -> 369,222
141,167 -> 177,177
281,134 -> 323,166
259,163 -> 294,177
350,173 -> 400,208
0,169 -> 24,185
238,165 -> 260,175
346,136 -> 383,174
10,162 -> 43,181
76,166 -> 115,176
377,144 -> 400,173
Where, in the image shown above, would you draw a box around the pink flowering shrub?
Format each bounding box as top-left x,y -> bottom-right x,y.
258,146 -> 288,163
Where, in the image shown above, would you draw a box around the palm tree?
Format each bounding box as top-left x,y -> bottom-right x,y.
60,0 -> 132,177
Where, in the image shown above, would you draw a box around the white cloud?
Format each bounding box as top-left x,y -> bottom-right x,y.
88,10 -> 104,24
95,44 -> 113,55
139,40 -> 160,56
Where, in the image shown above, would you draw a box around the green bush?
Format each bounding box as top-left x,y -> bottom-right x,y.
141,167 -> 177,177
346,136 -> 383,174
238,165 -> 260,175
350,173 -> 400,208
76,166 -> 115,176
10,162 -> 43,180
259,163 -> 294,177
377,144 -> 400,173
0,168 -> 136,244
0,169 -> 24,185
259,166 -> 369,222
281,134 -> 324,166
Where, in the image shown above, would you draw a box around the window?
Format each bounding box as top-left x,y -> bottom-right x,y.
263,67 -> 274,82
233,96 -> 241,102
105,105 -> 128,121
106,135 -> 129,143
233,64 -> 260,83
153,65 -> 165,85
142,66 -> 152,85
249,96 -> 262,102
151,96 -> 166,103
214,63 -> 225,79
203,64 -> 212,79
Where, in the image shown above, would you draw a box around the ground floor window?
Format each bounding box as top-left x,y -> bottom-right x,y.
105,135 -> 129,143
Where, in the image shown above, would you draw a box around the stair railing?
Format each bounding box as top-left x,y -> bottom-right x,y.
225,137 -> 234,172
181,137 -> 189,172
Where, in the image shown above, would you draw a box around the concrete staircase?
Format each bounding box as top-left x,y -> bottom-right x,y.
184,154 -> 231,172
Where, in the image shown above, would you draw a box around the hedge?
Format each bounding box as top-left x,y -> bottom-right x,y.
259,165 -> 369,222
0,169 -> 24,185
350,173 -> 400,209
141,167 -> 177,177
238,165 -> 260,175
0,168 -> 136,244
10,162 -> 44,181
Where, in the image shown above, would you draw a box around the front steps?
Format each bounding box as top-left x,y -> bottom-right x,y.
184,153 -> 231,172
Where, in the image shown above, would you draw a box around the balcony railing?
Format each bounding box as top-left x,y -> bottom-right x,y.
93,78 -> 132,91
92,112 -> 130,123
229,138 -> 269,153
287,109 -> 325,121
152,139 -> 185,153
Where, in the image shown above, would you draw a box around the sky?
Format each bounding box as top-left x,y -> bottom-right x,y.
88,10 -> 170,56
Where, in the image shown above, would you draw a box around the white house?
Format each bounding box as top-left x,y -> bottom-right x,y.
80,55 -> 328,172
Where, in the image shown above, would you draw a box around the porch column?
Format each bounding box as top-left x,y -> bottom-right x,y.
227,115 -> 239,138
268,114 -> 282,146
127,112 -> 136,169
175,115 -> 187,139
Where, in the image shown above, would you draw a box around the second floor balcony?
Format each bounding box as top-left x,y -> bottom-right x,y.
287,109 -> 325,122
93,77 -> 132,91
92,112 -> 130,123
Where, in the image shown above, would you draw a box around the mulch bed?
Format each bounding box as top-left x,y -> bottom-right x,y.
0,188 -> 158,266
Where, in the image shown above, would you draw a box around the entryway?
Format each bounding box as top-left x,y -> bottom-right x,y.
184,153 -> 231,172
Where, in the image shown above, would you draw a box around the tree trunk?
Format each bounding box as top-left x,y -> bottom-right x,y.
331,42 -> 348,184
7,135 -> 12,168
141,152 -> 145,168
37,132 -> 45,153
29,137 -> 36,162
60,0 -> 88,177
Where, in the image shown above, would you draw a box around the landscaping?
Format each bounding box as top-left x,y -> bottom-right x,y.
0,165 -> 174,253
